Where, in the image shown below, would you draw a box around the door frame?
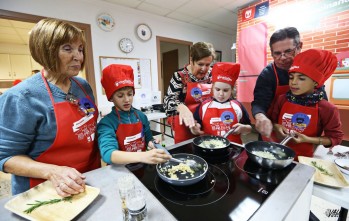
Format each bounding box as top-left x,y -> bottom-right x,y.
0,9 -> 97,105
156,36 -> 192,99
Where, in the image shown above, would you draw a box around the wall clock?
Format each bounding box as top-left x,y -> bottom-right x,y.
97,13 -> 115,31
119,38 -> 134,53
136,24 -> 152,41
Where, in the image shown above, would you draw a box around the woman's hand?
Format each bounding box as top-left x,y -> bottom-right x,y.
140,149 -> 171,164
48,166 -> 86,197
177,104 -> 195,127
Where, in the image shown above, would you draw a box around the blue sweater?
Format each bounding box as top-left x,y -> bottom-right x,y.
0,73 -> 95,194
97,107 -> 153,164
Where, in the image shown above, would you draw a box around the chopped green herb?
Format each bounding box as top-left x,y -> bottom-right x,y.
24,196 -> 73,214
311,161 -> 334,177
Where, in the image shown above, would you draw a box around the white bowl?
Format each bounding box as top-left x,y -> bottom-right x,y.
334,158 -> 349,175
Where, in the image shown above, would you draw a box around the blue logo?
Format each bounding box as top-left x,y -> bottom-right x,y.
79,97 -> 95,115
191,87 -> 203,100
220,111 -> 234,124
291,112 -> 310,132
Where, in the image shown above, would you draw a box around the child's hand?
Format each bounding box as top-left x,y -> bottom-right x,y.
190,122 -> 204,135
291,131 -> 308,144
230,123 -> 252,135
141,149 -> 171,164
147,139 -> 160,150
273,124 -> 288,139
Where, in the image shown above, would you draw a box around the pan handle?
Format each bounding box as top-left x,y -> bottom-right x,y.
280,134 -> 293,146
153,141 -> 184,164
153,141 -> 170,155
230,141 -> 245,148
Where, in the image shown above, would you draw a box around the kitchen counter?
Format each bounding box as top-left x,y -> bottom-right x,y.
0,144 -> 315,220
0,165 -> 177,221
312,145 -> 349,209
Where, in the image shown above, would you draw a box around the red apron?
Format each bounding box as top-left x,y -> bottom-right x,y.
168,69 -> 212,143
202,100 -> 242,144
116,111 -> 146,152
30,74 -> 101,187
278,101 -> 319,161
262,63 -> 290,141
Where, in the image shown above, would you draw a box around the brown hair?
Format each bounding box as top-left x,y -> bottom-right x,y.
29,18 -> 86,73
190,42 -> 215,63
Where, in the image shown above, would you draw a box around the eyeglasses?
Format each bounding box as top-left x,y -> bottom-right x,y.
272,47 -> 297,59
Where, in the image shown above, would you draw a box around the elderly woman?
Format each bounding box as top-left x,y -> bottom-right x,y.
0,18 -> 100,196
164,42 -> 215,143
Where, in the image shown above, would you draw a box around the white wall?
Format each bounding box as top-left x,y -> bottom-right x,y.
0,0 -> 233,109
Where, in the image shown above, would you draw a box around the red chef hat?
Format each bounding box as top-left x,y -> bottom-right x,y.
289,49 -> 337,86
212,62 -> 240,87
101,64 -> 134,100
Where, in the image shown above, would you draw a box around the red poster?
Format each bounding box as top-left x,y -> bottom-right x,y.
241,7 -> 255,22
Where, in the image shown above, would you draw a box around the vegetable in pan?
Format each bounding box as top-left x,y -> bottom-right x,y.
199,139 -> 226,149
162,163 -> 195,180
252,150 -> 277,160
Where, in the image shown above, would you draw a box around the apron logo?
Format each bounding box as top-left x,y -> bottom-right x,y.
282,112 -> 311,133
220,111 -> 234,124
190,87 -> 203,100
79,97 -> 96,116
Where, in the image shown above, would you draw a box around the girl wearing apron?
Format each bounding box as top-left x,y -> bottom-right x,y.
272,49 -> 343,160
98,64 -> 171,165
191,62 -> 252,143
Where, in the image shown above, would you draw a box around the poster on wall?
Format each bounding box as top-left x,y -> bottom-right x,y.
241,7 -> 255,22
241,1 -> 269,22
99,56 -> 151,89
255,2 -> 269,18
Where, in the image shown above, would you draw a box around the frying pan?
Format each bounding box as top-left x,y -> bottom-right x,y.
192,128 -> 237,155
243,135 -> 295,170
154,143 -> 208,186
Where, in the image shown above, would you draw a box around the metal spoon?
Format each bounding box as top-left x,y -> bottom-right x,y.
153,141 -> 201,170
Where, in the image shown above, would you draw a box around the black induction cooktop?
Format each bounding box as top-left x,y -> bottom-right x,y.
126,142 -> 296,221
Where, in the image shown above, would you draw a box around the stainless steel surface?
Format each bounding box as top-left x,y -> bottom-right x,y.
249,163 -> 315,221
0,166 -> 177,221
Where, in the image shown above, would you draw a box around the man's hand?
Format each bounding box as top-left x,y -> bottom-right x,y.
255,113 -> 273,137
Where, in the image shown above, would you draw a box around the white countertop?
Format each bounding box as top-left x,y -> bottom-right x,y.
312,145 -> 349,209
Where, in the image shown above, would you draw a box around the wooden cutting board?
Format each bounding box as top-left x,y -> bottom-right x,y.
5,180 -> 100,221
298,156 -> 349,188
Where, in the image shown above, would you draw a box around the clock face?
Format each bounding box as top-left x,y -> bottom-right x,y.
119,38 -> 134,53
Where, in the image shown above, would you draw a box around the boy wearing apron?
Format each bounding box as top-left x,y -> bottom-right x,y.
271,49 -> 343,160
98,64 -> 171,165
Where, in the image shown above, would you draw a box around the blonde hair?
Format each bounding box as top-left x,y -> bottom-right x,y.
29,18 -> 86,74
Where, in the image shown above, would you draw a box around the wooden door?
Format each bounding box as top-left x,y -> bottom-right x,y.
162,49 -> 178,95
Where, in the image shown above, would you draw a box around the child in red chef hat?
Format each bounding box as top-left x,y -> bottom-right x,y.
97,64 -> 171,165
271,49 -> 343,160
190,62 -> 252,144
